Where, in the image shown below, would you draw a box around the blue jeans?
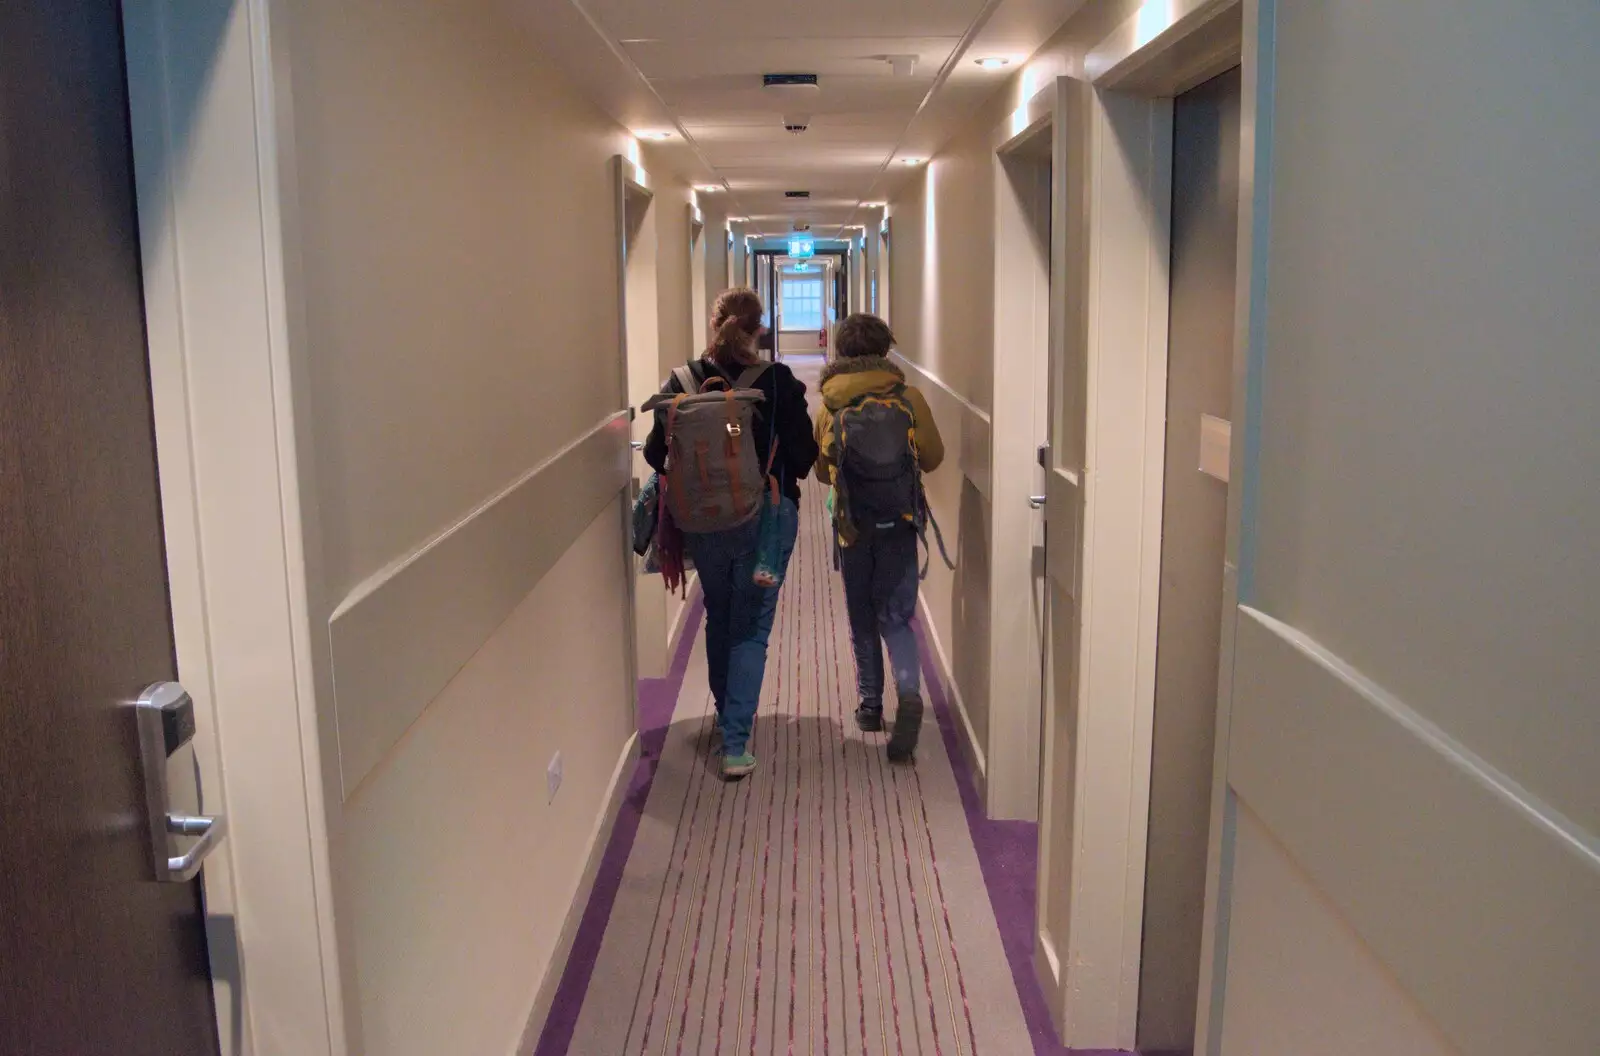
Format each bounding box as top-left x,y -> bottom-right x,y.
685,498 -> 799,755
838,523 -> 922,708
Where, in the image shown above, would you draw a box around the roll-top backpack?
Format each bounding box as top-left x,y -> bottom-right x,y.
644,363 -> 771,534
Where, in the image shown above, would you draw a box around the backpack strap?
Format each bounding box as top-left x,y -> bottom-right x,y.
671,364 -> 699,395
914,484 -> 955,580
720,390 -> 750,519
733,363 -> 772,390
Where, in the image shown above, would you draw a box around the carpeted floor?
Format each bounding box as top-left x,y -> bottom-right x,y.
534,355 -> 1121,1056
556,465 -> 1030,1054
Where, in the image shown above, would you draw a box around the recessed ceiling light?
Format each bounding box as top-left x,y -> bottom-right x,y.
696,184 -> 722,193
902,157 -> 925,166
861,202 -> 887,208
636,130 -> 673,141
974,57 -> 1012,69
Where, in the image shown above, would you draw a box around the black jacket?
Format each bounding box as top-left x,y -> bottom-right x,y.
644,357 -> 819,505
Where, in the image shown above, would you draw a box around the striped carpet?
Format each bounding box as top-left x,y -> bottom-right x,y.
555,452 -> 1033,1055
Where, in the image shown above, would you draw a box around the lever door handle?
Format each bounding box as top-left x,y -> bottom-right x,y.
165,814 -> 228,882
1029,495 -> 1047,509
134,683 -> 229,883
630,440 -> 645,451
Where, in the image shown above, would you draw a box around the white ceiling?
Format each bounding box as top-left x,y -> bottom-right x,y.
509,0 -> 1089,238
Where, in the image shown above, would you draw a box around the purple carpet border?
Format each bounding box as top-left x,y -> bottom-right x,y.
531,592 -> 704,1056
911,617 -> 1134,1056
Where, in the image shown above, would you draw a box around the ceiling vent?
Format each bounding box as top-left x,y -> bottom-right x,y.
763,73 -> 820,90
785,190 -> 811,199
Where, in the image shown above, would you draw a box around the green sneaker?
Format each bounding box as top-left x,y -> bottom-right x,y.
721,752 -> 757,780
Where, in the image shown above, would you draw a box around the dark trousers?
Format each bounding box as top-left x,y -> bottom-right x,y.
837,524 -> 922,708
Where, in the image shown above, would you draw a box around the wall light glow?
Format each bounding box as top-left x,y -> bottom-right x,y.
1015,55 -> 1067,113
1134,0 -> 1179,50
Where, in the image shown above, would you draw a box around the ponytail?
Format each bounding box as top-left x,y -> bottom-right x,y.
706,287 -> 764,368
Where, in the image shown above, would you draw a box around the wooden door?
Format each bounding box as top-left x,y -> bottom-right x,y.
0,3 -> 222,1053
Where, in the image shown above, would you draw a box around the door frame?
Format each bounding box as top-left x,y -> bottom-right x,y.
613,155 -> 661,682
1078,1 -> 1248,1051
986,85 -> 1059,823
1028,0 -> 1248,1047
124,2 -> 349,1053
688,202 -> 708,352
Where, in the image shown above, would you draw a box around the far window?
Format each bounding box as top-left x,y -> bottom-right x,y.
780,276 -> 824,331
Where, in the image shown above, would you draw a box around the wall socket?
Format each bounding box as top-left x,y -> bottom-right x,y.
547,751 -> 563,802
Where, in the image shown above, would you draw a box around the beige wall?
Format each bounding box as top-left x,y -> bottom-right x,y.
885,0 -> 1141,781
702,210 -> 731,325
341,512 -> 632,1056
645,148 -> 696,376
1219,807 -> 1460,1056
1213,1 -> 1600,1054
275,2 -> 642,1052
887,160 -> 995,765
639,151 -> 701,653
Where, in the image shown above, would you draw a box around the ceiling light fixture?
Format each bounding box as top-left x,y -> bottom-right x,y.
902,157 -> 925,166
696,185 -> 722,193
974,57 -> 1012,69
861,201 -> 887,208
636,130 -> 673,141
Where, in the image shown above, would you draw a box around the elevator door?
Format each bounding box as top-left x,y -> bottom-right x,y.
1138,65 -> 1242,1054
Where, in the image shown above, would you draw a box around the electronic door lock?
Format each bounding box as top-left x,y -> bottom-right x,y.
134,683 -> 227,883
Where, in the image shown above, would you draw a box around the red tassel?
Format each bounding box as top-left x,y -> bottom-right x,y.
657,475 -> 687,596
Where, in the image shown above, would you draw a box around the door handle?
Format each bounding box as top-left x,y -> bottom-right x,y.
134,683 -> 227,883
1029,494 -> 1047,509
164,814 -> 228,883
630,440 -> 644,451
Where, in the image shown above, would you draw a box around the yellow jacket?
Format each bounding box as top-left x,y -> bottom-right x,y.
813,355 -> 945,488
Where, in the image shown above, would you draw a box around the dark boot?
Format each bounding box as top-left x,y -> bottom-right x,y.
886,693 -> 923,763
855,702 -> 884,732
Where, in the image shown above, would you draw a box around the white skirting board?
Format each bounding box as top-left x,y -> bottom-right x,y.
666,573 -> 701,662
517,731 -> 642,1054
919,593 -> 989,800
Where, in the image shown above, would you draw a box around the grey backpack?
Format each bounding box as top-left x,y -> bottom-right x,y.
644,363 -> 770,533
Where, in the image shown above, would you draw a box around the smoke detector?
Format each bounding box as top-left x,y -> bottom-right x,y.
883,54 -> 919,77
764,74 -> 820,133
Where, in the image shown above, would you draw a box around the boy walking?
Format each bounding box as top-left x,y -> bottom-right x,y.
815,314 -> 944,762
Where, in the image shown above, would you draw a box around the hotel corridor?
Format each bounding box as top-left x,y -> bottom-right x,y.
537,358 -> 1057,1055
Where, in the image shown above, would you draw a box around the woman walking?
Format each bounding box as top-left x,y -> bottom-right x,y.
644,289 -> 818,778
